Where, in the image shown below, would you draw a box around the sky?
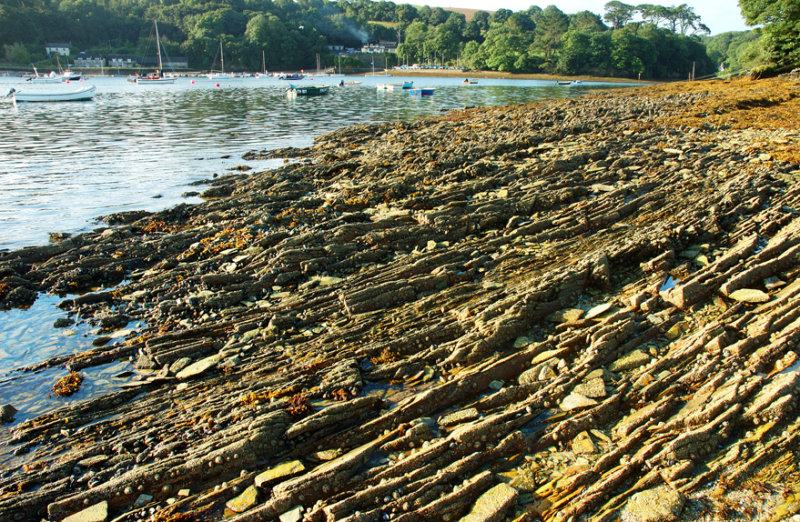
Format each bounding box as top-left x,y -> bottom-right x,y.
415,0 -> 751,35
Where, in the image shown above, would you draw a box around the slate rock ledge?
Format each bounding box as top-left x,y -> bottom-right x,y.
1,77 -> 800,521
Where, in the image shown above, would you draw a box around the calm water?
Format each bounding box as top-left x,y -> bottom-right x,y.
0,74 -> 634,432
0,74 -> 633,251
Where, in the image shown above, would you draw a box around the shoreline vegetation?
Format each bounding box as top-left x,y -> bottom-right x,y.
1,76 -> 800,521
379,68 -> 643,83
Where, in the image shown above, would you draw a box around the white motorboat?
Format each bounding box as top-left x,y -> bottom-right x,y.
24,67 -> 62,84
5,85 -> 96,103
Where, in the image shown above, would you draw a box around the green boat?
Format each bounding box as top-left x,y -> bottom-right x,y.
287,85 -> 330,96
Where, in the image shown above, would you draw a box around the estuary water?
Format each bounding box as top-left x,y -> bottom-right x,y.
0,74 -> 634,428
0,74 -> 634,251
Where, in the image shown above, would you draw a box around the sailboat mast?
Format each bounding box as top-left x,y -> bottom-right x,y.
262,49 -> 265,74
155,21 -> 163,70
220,41 -> 224,74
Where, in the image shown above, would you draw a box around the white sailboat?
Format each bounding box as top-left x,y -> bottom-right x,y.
136,21 -> 176,84
207,41 -> 232,80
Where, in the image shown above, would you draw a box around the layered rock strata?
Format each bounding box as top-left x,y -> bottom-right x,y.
0,77 -> 799,521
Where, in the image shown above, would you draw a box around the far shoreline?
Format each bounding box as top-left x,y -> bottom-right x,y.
374,68 -> 649,83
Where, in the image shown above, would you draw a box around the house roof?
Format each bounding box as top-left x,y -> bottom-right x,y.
45,43 -> 71,47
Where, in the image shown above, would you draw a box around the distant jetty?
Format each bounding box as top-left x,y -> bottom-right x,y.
1,76 -> 799,521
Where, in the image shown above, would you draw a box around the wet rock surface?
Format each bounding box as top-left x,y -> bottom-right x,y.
1,77 -> 800,521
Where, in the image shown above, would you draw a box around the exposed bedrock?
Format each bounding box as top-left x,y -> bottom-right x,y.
1,78 -> 800,521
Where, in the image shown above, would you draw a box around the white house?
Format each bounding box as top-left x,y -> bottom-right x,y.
74,53 -> 106,67
45,43 -> 70,57
108,55 -> 137,68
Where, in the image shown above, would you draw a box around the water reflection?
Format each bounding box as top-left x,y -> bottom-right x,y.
0,293 -> 136,429
0,76 -> 630,251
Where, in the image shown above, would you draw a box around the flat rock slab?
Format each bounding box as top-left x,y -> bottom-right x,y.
573,377 -> 607,399
254,460 -> 306,489
621,485 -> 685,522
459,482 -> 518,522
729,288 -> 771,303
279,505 -> 304,522
585,302 -> 615,320
226,485 -> 259,513
63,501 -> 108,522
609,349 -> 650,373
560,392 -> 598,411
439,407 -> 480,427
547,308 -> 586,323
176,354 -> 222,379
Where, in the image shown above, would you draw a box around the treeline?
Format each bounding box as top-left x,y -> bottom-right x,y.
0,0 -> 734,78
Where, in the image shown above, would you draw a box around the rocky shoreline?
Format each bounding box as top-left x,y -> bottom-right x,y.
1,77 -> 799,522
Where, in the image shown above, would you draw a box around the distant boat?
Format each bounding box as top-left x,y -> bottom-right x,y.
462,79 -> 478,84
377,83 -> 400,90
287,85 -> 329,96
5,85 -> 96,103
207,40 -> 232,80
137,21 -> 176,84
338,80 -> 361,86
279,73 -> 305,80
24,67 -> 61,84
61,70 -> 82,82
409,87 -> 434,96
57,56 -> 82,81
401,81 -> 414,89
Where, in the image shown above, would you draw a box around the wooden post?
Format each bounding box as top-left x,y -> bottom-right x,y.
692,61 -> 696,81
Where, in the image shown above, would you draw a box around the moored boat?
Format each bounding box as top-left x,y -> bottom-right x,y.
279,73 -> 305,81
286,85 -> 330,97
207,40 -> 235,80
401,81 -> 414,89
377,83 -> 400,90
24,67 -> 61,84
5,84 -> 96,103
409,87 -> 434,96
138,21 -> 177,85
136,74 -> 176,84
61,70 -> 82,81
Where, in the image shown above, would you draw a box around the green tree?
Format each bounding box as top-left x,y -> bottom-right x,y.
533,5 -> 569,69
3,42 -> 30,63
603,1 -> 634,29
462,39 -> 484,69
570,10 -> 606,32
637,4 -> 670,27
610,25 -> 655,76
739,0 -> 800,67
479,22 -> 532,72
401,20 -> 427,63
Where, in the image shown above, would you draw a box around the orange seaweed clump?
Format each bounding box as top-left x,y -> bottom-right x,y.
652,78 -> 800,131
142,220 -> 181,235
285,394 -> 314,418
53,371 -> 84,397
153,513 -> 200,522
